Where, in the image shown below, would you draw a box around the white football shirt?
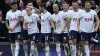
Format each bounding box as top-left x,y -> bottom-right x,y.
41,11 -> 51,33
24,13 -> 40,34
51,11 -> 66,34
6,10 -> 22,33
60,10 -> 73,33
69,9 -> 83,31
80,10 -> 97,33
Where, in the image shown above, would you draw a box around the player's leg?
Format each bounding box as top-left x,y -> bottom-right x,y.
69,30 -> 77,56
33,33 -> 39,56
55,34 -> 62,56
81,32 -> 90,56
78,33 -> 84,56
44,33 -> 51,56
15,32 -> 21,56
63,33 -> 70,56
29,33 -> 38,56
22,30 -> 28,56
9,33 -> 15,56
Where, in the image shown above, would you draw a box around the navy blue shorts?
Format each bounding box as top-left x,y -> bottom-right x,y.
9,32 -> 21,42
22,30 -> 28,40
29,33 -> 39,42
80,32 -> 95,41
55,34 -> 64,43
63,33 -> 69,40
40,33 -> 51,43
69,30 -> 79,40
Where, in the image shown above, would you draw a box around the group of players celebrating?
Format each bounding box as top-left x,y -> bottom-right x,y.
5,0 -> 100,56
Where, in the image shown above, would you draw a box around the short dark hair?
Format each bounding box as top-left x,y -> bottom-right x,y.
85,1 -> 91,5
39,3 -> 46,9
72,1 -> 78,4
28,1 -> 33,3
11,2 -> 17,5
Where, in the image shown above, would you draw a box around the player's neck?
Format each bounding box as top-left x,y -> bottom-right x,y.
63,9 -> 68,12
28,13 -> 32,16
11,9 -> 17,12
54,11 -> 59,14
43,10 -> 47,14
73,8 -> 78,12
85,9 -> 90,12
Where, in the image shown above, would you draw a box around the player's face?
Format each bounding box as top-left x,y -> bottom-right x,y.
39,6 -> 44,12
85,3 -> 91,9
11,4 -> 18,10
5,0 -> 10,4
53,6 -> 59,13
72,3 -> 78,10
26,7 -> 32,15
62,4 -> 68,10
0,11 -> 2,17
28,3 -> 33,8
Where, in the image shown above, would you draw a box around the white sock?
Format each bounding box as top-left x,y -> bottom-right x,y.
30,45 -> 35,56
15,42 -> 20,56
34,47 -> 38,56
11,44 -> 15,56
92,38 -> 98,43
56,44 -> 61,56
45,45 -> 50,56
70,45 -> 76,56
84,45 -> 90,56
23,44 -> 28,56
63,44 -> 68,56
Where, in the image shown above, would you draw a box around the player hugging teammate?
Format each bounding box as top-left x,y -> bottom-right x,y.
6,1 -> 99,56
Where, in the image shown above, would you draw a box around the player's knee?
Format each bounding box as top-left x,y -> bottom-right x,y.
56,41 -> 61,44
45,42 -> 49,46
30,41 -> 35,45
23,40 -> 28,45
15,40 -> 20,43
69,40 -> 73,45
84,41 -> 89,45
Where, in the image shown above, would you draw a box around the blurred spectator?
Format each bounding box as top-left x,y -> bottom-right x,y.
4,0 -> 11,18
95,5 -> 100,19
69,6 -> 73,10
46,0 -> 61,14
91,0 -> 96,10
0,10 -> 5,37
10,0 -> 17,3
19,0 -> 25,11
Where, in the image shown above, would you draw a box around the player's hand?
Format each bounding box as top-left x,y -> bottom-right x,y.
94,27 -> 98,32
10,28 -> 15,32
40,19 -> 44,22
61,29 -> 65,33
7,26 -> 11,30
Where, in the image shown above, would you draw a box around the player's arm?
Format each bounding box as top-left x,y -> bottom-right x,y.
94,15 -> 99,31
65,17 -> 71,34
5,12 -> 11,30
5,19 -> 9,29
77,19 -> 80,32
50,19 -> 56,32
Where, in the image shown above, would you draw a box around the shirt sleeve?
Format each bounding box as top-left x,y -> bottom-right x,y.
48,13 -> 52,20
6,12 -> 9,20
93,10 -> 97,16
18,11 -> 22,17
36,14 -> 40,21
